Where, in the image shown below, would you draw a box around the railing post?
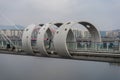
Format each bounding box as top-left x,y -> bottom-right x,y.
118,41 -> 120,51
96,42 -> 100,51
75,42 -> 77,50
91,42 -> 96,51
84,42 -> 87,51
107,42 -> 109,52
95,42 -> 98,51
1,41 -> 3,48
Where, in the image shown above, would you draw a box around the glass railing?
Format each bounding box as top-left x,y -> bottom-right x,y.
67,42 -> 120,53
0,40 -> 22,51
0,39 -> 119,53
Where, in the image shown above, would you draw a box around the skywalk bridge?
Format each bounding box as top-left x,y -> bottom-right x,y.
0,21 -> 120,62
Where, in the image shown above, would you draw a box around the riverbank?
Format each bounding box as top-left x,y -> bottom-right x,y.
0,49 -> 120,63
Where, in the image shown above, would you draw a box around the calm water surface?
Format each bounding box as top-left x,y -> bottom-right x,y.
0,54 -> 120,80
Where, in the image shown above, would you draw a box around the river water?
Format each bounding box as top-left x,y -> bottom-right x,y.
0,54 -> 120,80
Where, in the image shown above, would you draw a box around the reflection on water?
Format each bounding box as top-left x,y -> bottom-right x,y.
109,62 -> 120,67
0,54 -> 120,80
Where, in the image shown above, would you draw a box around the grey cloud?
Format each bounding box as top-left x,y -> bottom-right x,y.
0,0 -> 120,30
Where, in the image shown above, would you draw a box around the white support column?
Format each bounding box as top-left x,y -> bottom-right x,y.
119,41 -> 120,52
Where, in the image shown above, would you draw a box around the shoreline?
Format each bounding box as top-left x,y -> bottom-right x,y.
0,49 -> 120,63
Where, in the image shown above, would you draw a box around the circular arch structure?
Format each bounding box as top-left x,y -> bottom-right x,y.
36,23 -> 63,56
53,21 -> 101,58
22,24 -> 43,54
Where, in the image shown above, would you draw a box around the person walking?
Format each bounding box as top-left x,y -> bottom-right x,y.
48,38 -> 52,49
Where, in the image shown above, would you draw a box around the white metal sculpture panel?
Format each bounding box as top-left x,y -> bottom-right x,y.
22,24 -> 36,54
36,23 -> 63,56
36,23 -> 52,56
53,22 -> 74,58
54,21 -> 101,58
22,21 -> 101,58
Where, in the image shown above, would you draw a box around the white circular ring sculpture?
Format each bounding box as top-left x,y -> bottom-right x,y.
53,21 -> 101,58
22,24 -> 36,54
36,23 -> 63,56
22,24 -> 43,54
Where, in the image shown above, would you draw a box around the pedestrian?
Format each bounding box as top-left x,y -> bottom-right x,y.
48,38 -> 52,49
11,46 -> 15,51
6,43 -> 11,50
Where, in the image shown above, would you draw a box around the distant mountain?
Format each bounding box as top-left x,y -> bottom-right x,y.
112,29 -> 120,32
0,25 -> 25,30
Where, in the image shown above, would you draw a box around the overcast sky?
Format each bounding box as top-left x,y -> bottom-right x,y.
0,0 -> 120,30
